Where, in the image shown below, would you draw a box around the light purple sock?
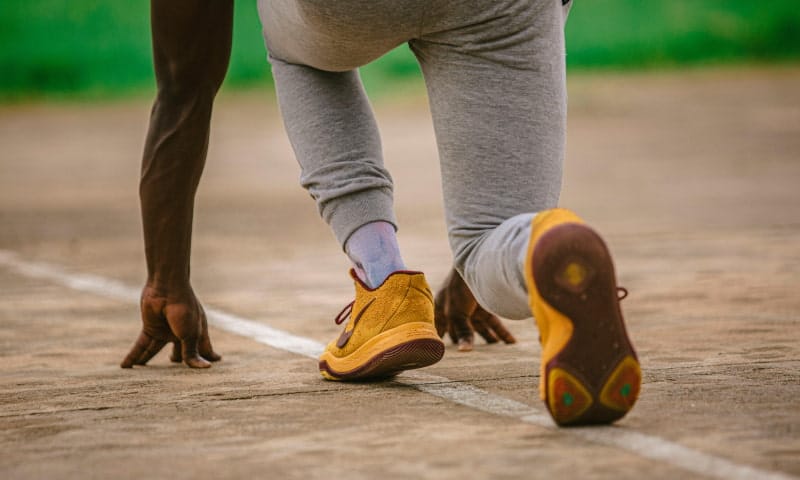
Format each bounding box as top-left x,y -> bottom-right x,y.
345,221 -> 406,288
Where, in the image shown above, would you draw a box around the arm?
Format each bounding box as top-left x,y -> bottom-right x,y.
121,0 -> 234,368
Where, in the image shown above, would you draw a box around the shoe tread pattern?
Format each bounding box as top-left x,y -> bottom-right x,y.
533,223 -> 640,425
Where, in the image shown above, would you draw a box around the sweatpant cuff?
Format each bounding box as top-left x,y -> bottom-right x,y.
323,187 -> 398,249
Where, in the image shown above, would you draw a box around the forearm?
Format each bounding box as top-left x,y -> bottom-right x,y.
140,0 -> 233,291
140,93 -> 213,290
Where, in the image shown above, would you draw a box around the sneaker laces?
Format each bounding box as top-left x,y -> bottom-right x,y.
334,301 -> 354,325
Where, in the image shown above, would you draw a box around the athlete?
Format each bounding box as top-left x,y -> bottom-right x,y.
258,0 -> 641,425
120,0 -> 509,371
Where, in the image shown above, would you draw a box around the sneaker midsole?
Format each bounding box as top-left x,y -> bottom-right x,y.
319,322 -> 442,373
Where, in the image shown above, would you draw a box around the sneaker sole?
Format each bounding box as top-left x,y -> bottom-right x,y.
319,322 -> 445,381
532,223 -> 641,426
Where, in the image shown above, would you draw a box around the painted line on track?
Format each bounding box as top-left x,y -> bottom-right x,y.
0,249 -> 795,480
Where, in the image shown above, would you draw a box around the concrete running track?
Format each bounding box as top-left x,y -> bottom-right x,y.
1,67 -> 799,479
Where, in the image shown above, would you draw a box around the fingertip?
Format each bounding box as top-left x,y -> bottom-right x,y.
121,351 -> 139,368
457,338 -> 474,352
170,342 -> 182,363
199,342 -> 221,362
185,356 -> 212,369
206,351 -> 222,362
499,330 -> 517,344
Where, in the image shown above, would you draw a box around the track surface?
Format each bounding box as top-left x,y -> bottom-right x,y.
1,68 -> 799,479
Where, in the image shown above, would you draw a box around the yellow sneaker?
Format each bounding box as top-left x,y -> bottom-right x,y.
319,270 -> 445,381
525,208 -> 641,425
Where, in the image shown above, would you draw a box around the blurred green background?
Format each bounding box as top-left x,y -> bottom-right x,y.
1,0 -> 799,102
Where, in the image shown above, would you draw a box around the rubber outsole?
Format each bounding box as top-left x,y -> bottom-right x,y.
532,223 -> 641,426
319,337 -> 445,381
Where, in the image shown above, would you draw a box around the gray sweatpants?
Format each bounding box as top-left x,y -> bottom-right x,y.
258,0 -> 571,319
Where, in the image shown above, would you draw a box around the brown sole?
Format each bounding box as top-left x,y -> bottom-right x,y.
319,338 -> 445,381
533,223 -> 641,425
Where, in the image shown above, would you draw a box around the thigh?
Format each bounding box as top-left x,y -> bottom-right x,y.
413,0 -> 567,254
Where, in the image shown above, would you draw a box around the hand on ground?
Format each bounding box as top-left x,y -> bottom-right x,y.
434,269 -> 517,352
121,285 -> 221,368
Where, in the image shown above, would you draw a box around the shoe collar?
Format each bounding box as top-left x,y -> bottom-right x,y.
348,268 -> 424,292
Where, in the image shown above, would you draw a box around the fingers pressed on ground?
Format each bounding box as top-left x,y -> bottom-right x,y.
200,345 -> 222,362
121,336 -> 167,367
170,341 -> 182,363
184,355 -> 212,368
184,356 -> 212,368
457,337 -> 474,352
433,292 -> 449,338
449,317 -> 474,352
181,337 -> 212,369
480,312 -> 517,344
199,327 -> 221,362
121,331 -> 161,368
135,337 -> 168,365
471,315 -> 500,344
120,336 -> 146,368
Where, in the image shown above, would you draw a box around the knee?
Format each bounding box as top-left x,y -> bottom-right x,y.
447,214 -> 536,320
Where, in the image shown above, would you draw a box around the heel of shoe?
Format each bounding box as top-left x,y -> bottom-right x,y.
533,222 -> 640,425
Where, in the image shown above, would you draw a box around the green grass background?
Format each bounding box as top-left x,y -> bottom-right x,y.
1,0 -> 799,101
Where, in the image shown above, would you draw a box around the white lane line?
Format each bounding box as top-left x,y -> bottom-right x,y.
0,249 -> 794,480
